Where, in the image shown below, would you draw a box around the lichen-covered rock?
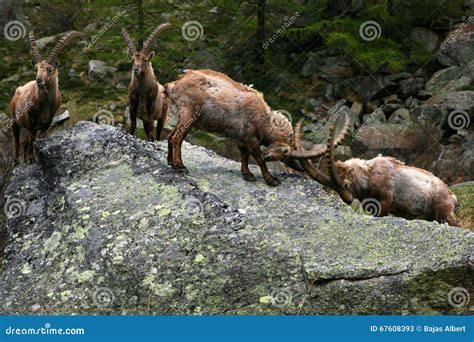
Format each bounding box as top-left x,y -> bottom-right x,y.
1,122 -> 473,315
425,66 -> 463,93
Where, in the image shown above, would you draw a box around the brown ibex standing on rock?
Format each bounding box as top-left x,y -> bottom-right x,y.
121,23 -> 171,141
296,115 -> 459,226
165,69 -> 350,186
9,31 -> 84,164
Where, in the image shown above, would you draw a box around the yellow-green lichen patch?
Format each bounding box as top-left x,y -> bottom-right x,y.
76,270 -> 95,283
20,263 -> 32,275
43,231 -> 62,252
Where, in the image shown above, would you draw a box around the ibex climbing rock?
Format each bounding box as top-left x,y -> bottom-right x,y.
296,115 -> 459,226
165,69 -> 350,186
121,23 -> 171,141
9,31 -> 84,164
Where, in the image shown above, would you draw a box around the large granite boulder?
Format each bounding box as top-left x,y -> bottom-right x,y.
1,122 -> 472,315
437,22 -> 474,67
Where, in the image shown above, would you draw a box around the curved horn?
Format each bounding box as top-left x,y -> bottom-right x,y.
121,27 -> 137,55
29,31 -> 42,63
142,23 -> 172,55
326,114 -> 345,189
294,119 -> 333,187
290,112 -> 351,159
46,31 -> 84,64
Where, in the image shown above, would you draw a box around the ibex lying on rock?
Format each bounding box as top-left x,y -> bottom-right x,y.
166,69 -> 350,186
121,24 -> 171,141
296,115 -> 459,226
9,31 -> 84,164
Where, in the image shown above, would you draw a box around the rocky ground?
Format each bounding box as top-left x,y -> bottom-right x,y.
0,122 -> 472,315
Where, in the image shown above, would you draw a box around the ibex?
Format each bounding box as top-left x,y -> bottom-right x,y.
296,115 -> 459,226
165,69 -> 350,186
9,31 -> 84,164
121,23 -> 171,141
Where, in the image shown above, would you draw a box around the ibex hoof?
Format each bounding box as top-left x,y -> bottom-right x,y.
242,173 -> 256,182
172,165 -> 188,173
265,177 -> 281,187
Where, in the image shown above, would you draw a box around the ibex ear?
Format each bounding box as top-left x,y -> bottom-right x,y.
147,51 -> 155,60
53,60 -> 60,69
30,60 -> 36,69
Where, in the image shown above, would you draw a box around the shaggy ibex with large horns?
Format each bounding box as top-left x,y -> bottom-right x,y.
165,69 -> 350,186
121,23 -> 171,141
296,115 -> 459,226
9,31 -> 84,163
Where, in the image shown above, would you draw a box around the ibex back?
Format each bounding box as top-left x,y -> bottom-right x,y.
166,69 -> 350,186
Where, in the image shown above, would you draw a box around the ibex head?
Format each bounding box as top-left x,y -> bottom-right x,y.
292,113 -> 352,190
263,111 -> 351,176
325,116 -> 355,204
29,31 -> 84,88
121,23 -> 171,77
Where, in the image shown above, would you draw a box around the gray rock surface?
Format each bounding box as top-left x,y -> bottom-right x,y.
1,122 -> 472,315
409,27 -> 439,52
336,76 -> 398,103
88,60 -> 118,81
425,66 -> 463,93
437,23 -> 474,66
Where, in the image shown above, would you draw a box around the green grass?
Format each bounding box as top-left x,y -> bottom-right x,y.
451,184 -> 474,231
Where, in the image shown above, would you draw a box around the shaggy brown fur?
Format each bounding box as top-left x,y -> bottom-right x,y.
298,115 -> 459,225
165,69 -> 350,186
121,24 -> 171,141
9,31 -> 83,163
